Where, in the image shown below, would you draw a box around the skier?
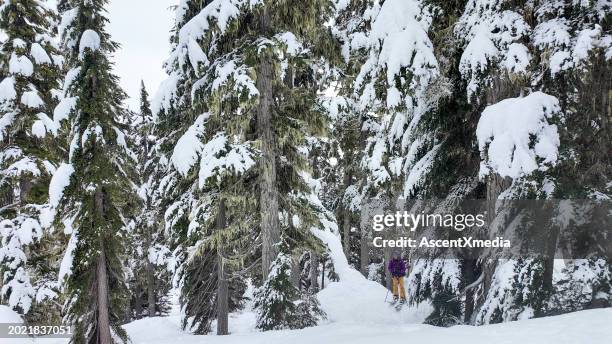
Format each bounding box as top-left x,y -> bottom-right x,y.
387,251 -> 407,307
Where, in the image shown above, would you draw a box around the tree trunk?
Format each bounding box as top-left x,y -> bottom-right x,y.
342,211 -> 351,259
360,231 -> 369,277
19,178 -> 32,204
342,172 -> 352,258
290,254 -> 301,289
257,6 -> 280,280
321,257 -> 325,289
217,199 -> 229,335
383,246 -> 391,290
94,189 -> 112,344
309,251 -> 318,292
96,246 -> 112,344
146,259 -> 155,317
474,173 -> 512,323
463,259 -> 476,323
134,286 -> 142,319
359,198 -> 376,277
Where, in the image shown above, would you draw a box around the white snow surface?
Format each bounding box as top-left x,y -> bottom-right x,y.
0,305 -> 23,323
5,294 -> 612,343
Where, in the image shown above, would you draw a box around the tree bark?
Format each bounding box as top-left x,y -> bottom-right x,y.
134,286 -> 142,319
342,211 -> 351,259
474,173 -> 511,323
360,229 -> 369,277
290,254 -> 301,290
309,251 -> 318,292
96,245 -> 112,344
146,259 -> 155,317
257,6 -> 280,280
94,189 -> 112,344
19,178 -> 32,204
342,171 -> 352,258
217,199 -> 229,335
321,257 -> 325,289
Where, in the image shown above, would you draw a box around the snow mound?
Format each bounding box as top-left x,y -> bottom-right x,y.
49,163 -> 74,207
79,30 -> 101,58
476,92 -> 561,179
312,229 -> 432,325
0,305 -> 22,323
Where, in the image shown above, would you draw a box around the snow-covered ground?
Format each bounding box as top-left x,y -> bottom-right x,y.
2,233 -> 610,343
3,304 -> 611,344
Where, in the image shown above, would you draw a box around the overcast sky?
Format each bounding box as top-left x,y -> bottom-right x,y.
106,0 -> 176,111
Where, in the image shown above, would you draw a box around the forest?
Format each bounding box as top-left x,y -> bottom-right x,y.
0,0 -> 610,343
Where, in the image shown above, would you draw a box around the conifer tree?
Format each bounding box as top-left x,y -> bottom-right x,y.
253,251 -> 325,331
0,0 -> 62,319
153,0 -> 337,332
52,0 -> 136,342
126,82 -> 171,319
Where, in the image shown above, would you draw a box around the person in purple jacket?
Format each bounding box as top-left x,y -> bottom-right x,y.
388,251 -> 407,303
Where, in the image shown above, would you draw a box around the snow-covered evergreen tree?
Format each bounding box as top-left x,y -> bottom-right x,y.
0,0 -> 63,319
467,0 -> 611,324
253,252 -> 325,331
126,82 -> 171,320
52,0 -> 137,342
332,0 -> 610,327
154,0 -> 337,332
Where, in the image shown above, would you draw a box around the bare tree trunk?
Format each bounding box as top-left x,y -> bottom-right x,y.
290,254 -> 301,289
257,7 -> 280,280
134,286 -> 142,319
309,251 -> 318,292
146,259 -> 155,317
96,246 -> 112,344
342,172 -> 352,258
19,178 -> 32,204
359,200 -> 375,277
321,257 -> 325,289
142,227 -> 155,319
383,245 -> 391,289
463,259 -> 476,323
342,212 -> 351,259
360,231 -> 369,277
473,173 -> 511,323
95,189 -> 112,344
217,200 -> 229,335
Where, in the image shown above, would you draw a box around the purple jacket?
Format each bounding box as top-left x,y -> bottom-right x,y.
388,258 -> 406,277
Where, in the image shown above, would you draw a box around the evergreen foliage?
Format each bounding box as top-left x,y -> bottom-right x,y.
0,0 -> 608,337
0,0 -> 62,319
53,0 -> 136,342
253,252 -> 325,331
